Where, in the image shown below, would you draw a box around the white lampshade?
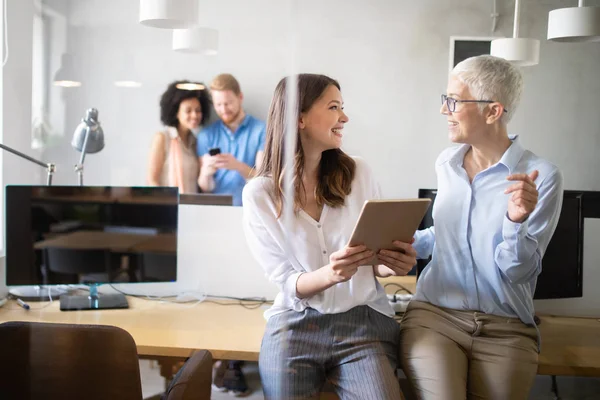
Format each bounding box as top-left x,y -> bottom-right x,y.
53,53 -> 82,87
548,6 -> 600,42
175,82 -> 206,90
114,81 -> 143,88
173,28 -> 219,54
139,0 -> 199,29
490,37 -> 540,66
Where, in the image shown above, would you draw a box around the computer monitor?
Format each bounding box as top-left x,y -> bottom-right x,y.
5,186 -> 178,310
416,189 -> 591,299
179,193 -> 233,206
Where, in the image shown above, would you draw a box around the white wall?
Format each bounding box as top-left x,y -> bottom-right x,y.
3,0 -> 38,185
3,0 -> 600,310
40,0 -> 600,195
1,0 -> 39,293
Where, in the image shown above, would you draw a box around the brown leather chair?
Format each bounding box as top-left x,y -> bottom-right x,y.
162,350 -> 213,400
0,321 -> 212,400
0,321 -> 143,400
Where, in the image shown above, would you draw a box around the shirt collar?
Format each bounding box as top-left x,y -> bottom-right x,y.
220,114 -> 251,136
498,135 -> 525,174
441,134 -> 524,174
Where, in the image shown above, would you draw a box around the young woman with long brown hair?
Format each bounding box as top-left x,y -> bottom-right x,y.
242,74 -> 415,399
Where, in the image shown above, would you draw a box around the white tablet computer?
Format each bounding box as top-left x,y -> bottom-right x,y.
348,199 -> 432,265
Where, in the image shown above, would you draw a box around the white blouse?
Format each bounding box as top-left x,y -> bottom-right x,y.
242,156 -> 393,320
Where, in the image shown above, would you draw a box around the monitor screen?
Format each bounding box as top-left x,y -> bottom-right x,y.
416,189 -> 586,300
5,186 -> 178,287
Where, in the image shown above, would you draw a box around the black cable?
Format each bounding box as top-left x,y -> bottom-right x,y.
203,299 -> 267,310
551,375 -> 561,400
384,282 -> 413,295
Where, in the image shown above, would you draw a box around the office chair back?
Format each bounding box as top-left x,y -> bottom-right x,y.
163,350 -> 213,400
0,321 -> 143,400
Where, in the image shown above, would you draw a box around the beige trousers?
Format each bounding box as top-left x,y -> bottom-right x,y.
400,301 -> 538,400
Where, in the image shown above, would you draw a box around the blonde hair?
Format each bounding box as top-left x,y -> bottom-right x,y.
210,73 -> 241,95
452,55 -> 523,125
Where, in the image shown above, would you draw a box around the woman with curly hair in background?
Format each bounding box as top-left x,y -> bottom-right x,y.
147,80 -> 211,193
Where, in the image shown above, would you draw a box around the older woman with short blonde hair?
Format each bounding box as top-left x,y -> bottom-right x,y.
401,55 -> 564,400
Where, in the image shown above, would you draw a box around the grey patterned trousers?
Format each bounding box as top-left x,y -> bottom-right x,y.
259,305 -> 402,400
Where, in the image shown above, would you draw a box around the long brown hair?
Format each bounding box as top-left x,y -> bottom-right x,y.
256,74 -> 356,217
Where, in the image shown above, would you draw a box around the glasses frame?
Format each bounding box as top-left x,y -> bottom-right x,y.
441,94 -> 509,114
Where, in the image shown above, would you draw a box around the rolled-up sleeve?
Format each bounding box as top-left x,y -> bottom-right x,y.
494,169 -> 564,284
414,227 -> 435,259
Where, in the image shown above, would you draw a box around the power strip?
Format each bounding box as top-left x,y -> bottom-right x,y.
387,293 -> 412,314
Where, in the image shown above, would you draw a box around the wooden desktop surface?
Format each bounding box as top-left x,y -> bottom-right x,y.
0,276 -> 599,377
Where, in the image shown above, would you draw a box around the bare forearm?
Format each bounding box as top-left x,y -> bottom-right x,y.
236,162 -> 253,180
198,173 -> 215,192
296,268 -> 335,299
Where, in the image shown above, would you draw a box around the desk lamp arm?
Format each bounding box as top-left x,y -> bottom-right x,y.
0,143 -> 56,185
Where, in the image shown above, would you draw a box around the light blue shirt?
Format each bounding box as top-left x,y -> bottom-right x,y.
197,115 -> 266,206
413,136 -> 564,334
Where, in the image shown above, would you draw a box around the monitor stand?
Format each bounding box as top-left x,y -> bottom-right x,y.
60,284 -> 129,311
9,286 -> 70,302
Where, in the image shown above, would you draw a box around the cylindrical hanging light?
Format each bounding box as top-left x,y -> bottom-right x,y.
548,1 -> 600,42
491,38 -> 540,66
173,28 -> 219,54
53,53 -> 82,87
490,0 -> 540,66
139,0 -> 199,29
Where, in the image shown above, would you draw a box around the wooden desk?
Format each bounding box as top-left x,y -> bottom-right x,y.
0,297 -> 264,362
34,231 -> 159,252
0,277 -> 599,378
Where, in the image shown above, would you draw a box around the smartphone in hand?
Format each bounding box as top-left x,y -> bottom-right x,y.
208,147 -> 221,156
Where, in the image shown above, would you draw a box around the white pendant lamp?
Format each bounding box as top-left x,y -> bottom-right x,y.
173,28 -> 219,55
175,82 -> 206,91
491,0 -> 540,66
139,0 -> 199,29
548,0 -> 600,42
53,53 -> 82,87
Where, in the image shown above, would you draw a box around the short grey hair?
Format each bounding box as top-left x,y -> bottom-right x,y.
451,55 -> 523,124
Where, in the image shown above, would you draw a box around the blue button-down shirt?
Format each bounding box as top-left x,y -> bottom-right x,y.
197,115 -> 266,206
413,136 -> 564,332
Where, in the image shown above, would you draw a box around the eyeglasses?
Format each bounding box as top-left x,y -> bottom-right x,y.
441,94 -> 508,114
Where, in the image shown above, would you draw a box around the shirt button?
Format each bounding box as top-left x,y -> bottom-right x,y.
322,250 -> 327,254
317,224 -> 322,228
